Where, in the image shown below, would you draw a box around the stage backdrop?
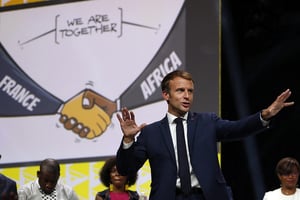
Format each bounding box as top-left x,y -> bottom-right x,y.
0,0 -> 220,199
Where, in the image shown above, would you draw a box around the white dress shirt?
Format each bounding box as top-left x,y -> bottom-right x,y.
166,112 -> 201,188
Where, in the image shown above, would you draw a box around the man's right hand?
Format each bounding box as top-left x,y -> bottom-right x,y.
116,107 -> 147,143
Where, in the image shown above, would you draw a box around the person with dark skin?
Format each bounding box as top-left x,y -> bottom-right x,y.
18,158 -> 79,200
0,155 -> 18,200
263,157 -> 300,199
0,173 -> 18,200
95,156 -> 140,200
116,70 -> 294,200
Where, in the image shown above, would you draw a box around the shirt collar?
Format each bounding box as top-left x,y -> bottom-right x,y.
167,112 -> 188,124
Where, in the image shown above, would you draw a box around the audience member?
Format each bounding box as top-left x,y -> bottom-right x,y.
0,173 -> 18,200
18,158 -> 79,200
95,156 -> 140,200
263,157 -> 300,199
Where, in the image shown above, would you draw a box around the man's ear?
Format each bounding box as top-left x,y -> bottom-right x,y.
162,91 -> 169,101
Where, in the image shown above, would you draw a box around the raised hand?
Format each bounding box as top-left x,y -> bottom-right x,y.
261,89 -> 294,120
116,107 -> 146,143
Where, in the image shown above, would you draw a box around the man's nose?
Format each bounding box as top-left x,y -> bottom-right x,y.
183,90 -> 190,98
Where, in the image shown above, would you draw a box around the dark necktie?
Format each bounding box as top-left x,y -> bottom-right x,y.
174,117 -> 192,195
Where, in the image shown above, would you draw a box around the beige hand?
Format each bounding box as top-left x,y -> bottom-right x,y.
261,89 -> 295,120
116,107 -> 146,143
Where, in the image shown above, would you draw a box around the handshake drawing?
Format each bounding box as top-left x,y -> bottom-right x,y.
59,89 -> 117,139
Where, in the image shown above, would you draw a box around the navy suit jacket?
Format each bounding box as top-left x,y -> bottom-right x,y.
117,111 -> 268,200
0,173 -> 18,200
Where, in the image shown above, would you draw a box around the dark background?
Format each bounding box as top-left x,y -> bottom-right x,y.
221,0 -> 300,199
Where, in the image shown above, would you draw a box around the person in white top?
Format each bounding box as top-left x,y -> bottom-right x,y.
18,158 -> 79,200
263,157 -> 300,200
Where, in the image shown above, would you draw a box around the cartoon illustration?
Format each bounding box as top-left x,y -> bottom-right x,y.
0,0 -> 187,167
60,89 -> 117,139
0,39 -> 183,139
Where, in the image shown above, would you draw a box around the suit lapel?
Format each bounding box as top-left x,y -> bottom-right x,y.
187,112 -> 197,152
160,116 -> 176,162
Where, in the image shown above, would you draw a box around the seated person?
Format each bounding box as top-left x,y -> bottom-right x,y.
95,156 -> 140,200
18,158 -> 79,200
263,157 -> 300,199
0,173 -> 18,200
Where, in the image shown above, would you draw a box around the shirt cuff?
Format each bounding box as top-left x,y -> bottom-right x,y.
122,140 -> 134,149
260,112 -> 270,127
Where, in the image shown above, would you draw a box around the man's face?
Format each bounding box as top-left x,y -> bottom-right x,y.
38,170 -> 59,194
163,77 -> 194,117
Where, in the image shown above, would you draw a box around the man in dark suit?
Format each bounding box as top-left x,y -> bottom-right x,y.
0,173 -> 18,200
116,70 -> 294,200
